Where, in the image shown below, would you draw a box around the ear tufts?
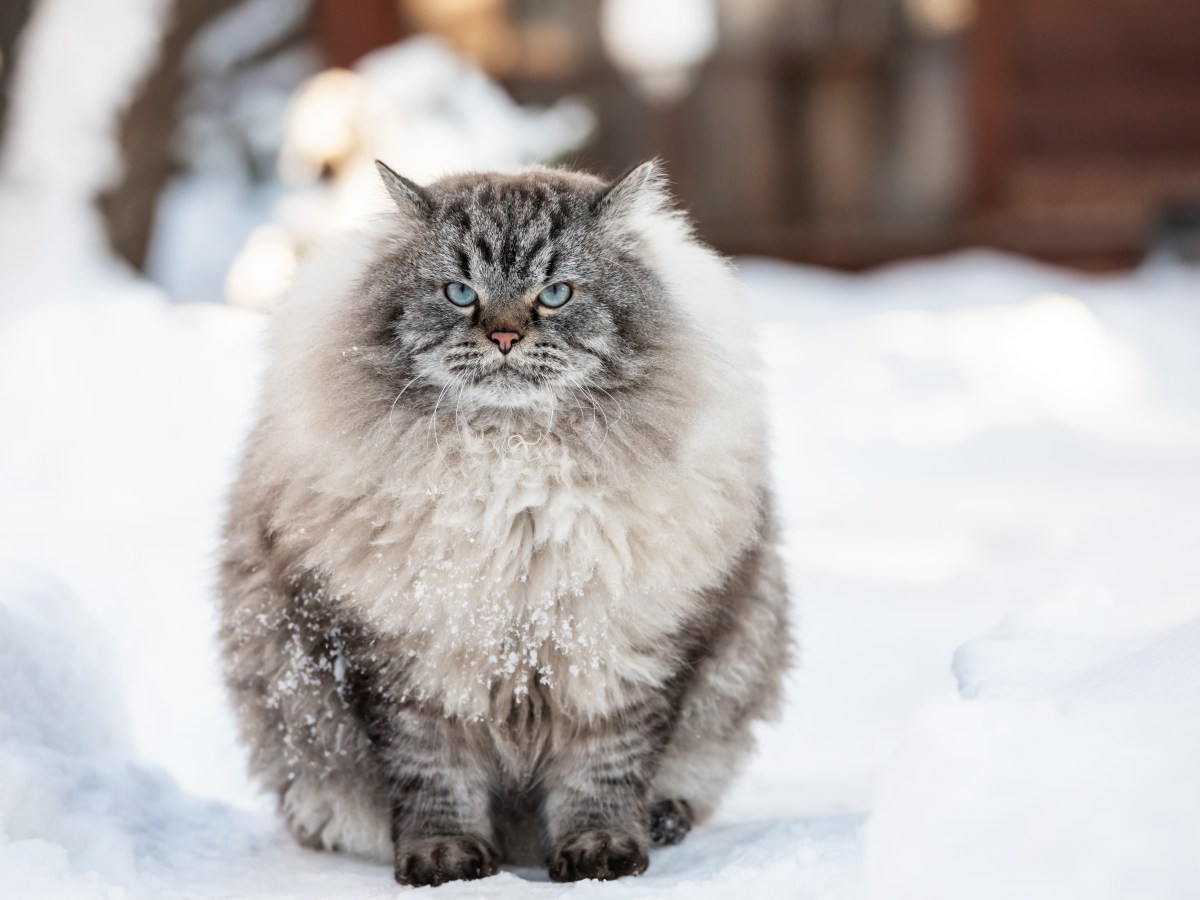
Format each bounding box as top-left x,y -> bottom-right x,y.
596,159 -> 670,219
375,160 -> 431,214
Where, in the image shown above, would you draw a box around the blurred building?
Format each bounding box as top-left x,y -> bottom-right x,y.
5,0 -> 1199,273
312,0 -> 1200,270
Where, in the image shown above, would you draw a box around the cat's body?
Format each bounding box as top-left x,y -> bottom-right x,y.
219,163 -> 790,885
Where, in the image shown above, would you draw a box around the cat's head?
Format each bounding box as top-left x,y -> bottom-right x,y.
361,162 -> 678,412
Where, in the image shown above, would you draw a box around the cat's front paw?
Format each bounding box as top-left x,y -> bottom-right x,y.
548,829 -> 649,882
394,834 -> 498,886
649,798 -> 694,846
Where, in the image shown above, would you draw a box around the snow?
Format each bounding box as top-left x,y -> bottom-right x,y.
2,246 -> 1199,897
866,623 -> 1200,900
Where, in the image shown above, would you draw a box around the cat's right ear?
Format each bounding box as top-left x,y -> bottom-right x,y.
595,160 -> 671,222
375,160 -> 431,216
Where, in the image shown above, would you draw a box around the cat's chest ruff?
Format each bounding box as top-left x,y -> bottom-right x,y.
307,414 -> 757,719
342,433 -> 692,719
432,435 -> 592,552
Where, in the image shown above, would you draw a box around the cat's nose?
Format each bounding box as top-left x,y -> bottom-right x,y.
490,331 -> 521,354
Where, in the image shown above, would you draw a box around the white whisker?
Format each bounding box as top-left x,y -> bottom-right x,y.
429,378 -> 455,470
388,374 -> 423,435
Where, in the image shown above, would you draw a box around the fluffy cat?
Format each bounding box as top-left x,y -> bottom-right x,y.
218,160 -> 790,885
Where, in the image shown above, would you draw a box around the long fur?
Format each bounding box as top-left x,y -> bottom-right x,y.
218,163 -> 791,884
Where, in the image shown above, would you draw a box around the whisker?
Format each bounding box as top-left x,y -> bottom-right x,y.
588,382 -> 625,426
565,374 -> 612,463
521,381 -> 557,448
429,378 -> 455,470
565,374 -> 599,434
561,382 -> 594,419
454,375 -> 476,442
388,374 -> 423,434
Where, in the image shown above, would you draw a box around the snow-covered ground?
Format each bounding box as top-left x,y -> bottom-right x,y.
2,246 -> 1199,898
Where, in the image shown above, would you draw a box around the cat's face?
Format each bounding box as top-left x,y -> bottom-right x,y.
366,165 -> 670,412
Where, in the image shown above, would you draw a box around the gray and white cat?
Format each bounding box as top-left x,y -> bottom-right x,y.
218,161 -> 790,885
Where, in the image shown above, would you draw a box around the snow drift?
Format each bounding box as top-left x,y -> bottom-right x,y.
2,251 -> 1200,898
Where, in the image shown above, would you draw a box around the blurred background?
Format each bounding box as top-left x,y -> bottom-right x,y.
3,0 -> 1200,309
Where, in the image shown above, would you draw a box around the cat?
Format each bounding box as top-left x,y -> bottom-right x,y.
218,159 -> 791,885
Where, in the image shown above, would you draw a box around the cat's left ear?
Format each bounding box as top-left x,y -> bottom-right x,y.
596,160 -> 671,222
375,160 -> 431,216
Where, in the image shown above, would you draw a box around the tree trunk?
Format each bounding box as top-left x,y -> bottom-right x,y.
96,0 -> 243,272
0,0 -> 37,148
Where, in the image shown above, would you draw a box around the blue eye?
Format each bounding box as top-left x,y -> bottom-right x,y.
537,282 -> 573,308
444,282 -> 478,307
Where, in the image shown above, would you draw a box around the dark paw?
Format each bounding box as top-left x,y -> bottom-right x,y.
549,829 -> 649,882
394,834 -> 498,887
649,798 -> 694,846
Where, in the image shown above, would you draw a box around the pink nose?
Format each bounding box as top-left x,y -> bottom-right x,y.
490,331 -> 520,354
